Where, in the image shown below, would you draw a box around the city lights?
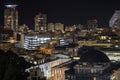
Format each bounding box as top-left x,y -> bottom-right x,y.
0,1 -> 120,80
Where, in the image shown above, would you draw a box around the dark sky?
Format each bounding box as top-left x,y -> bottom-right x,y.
0,0 -> 120,28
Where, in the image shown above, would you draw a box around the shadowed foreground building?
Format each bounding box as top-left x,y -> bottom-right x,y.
27,68 -> 46,80
65,48 -> 111,80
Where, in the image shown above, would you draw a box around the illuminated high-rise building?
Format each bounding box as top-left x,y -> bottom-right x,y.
109,10 -> 120,27
4,4 -> 18,32
35,13 -> 47,32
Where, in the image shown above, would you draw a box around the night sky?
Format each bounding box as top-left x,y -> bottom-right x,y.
0,0 -> 120,28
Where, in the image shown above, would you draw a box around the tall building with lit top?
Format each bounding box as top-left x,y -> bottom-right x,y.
109,10 -> 120,27
4,4 -> 18,32
35,13 -> 47,32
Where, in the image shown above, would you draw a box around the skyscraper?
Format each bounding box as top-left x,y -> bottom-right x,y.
4,4 -> 18,32
109,10 -> 120,27
34,13 -> 47,32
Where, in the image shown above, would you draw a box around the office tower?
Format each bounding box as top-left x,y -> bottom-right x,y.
4,4 -> 18,32
109,10 -> 120,27
35,13 -> 47,32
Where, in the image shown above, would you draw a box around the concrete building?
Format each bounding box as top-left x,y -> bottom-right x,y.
51,66 -> 69,80
35,13 -> 47,32
51,58 -> 72,80
4,4 -> 18,31
65,48 -> 111,80
26,58 -> 71,79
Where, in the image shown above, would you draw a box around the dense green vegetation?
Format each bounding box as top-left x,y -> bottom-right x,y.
0,49 -> 31,80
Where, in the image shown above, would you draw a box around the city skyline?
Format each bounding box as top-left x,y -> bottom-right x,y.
0,0 -> 120,28
1,1 -> 120,80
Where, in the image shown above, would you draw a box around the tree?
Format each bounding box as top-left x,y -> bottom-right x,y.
0,50 -> 31,80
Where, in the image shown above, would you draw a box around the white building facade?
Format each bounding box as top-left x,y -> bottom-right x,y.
23,35 -> 51,50
26,58 -> 71,79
